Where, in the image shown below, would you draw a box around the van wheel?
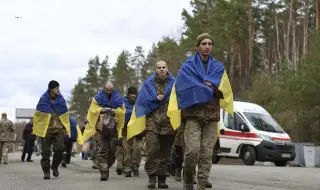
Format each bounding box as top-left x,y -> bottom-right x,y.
241,146 -> 256,165
274,160 -> 287,167
212,148 -> 220,164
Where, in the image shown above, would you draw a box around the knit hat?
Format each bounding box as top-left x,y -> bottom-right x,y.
127,87 -> 137,95
48,80 -> 60,90
196,33 -> 214,46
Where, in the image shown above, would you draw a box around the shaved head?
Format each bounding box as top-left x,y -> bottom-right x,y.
155,60 -> 168,77
104,81 -> 114,96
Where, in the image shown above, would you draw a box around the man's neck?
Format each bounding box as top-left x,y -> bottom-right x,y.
200,53 -> 209,61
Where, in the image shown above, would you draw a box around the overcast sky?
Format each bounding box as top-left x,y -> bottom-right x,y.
0,0 -> 191,121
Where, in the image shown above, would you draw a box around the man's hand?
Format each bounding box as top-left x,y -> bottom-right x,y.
157,95 -> 164,101
203,81 -> 213,87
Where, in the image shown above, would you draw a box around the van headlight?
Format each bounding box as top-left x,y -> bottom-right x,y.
257,134 -> 273,142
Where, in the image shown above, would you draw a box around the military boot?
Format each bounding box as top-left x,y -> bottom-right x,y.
205,181 -> 212,188
61,160 -> 67,168
158,176 -> 169,189
52,168 -> 59,177
175,168 -> 182,181
183,183 -> 195,190
124,171 -> 131,177
43,172 -> 50,180
133,169 -> 139,177
116,169 -> 123,175
100,170 -> 109,181
147,175 -> 156,188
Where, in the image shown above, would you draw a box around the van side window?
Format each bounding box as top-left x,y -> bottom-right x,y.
224,113 -> 246,131
224,113 -> 236,130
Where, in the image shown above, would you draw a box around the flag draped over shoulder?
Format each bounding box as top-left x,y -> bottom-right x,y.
65,117 -> 84,145
127,72 -> 175,139
167,52 -> 234,130
33,91 -> 70,137
123,97 -> 133,127
83,90 -> 125,142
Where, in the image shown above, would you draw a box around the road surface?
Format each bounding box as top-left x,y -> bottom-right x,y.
0,154 -> 319,190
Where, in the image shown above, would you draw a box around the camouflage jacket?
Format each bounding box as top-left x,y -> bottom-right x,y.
146,75 -> 174,135
0,118 -> 14,141
47,110 -> 65,133
181,88 -> 221,122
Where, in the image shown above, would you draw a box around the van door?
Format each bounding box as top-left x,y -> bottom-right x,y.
220,111 -> 249,157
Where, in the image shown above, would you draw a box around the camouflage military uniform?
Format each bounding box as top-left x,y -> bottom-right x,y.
122,125 -> 143,176
40,110 -> 65,174
95,113 -> 117,180
145,75 -> 175,187
182,97 -> 219,190
0,118 -> 14,164
91,133 -> 99,169
115,140 -> 124,174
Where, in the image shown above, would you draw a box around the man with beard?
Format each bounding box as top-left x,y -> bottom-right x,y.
122,87 -> 143,177
33,80 -> 72,180
83,81 -> 125,181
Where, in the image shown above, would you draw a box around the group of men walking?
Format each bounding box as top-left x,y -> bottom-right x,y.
1,33 -> 233,190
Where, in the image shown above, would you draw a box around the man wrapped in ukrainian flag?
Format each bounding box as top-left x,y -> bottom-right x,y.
61,116 -> 84,168
33,80 -> 71,180
167,33 -> 234,190
82,81 -> 125,181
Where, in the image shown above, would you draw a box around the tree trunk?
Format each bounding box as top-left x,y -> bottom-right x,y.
285,0 -> 294,66
317,0 -> 320,29
275,13 -> 282,69
292,3 -> 297,72
247,0 -> 254,89
303,0 -> 309,55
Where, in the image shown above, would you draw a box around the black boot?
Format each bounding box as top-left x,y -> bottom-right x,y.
158,176 -> 169,189
133,169 -> 139,176
124,171 -> 131,177
61,160 -> 67,168
52,168 -> 59,177
100,170 -> 109,181
147,175 -> 156,188
43,172 -> 50,180
205,181 -> 212,188
175,168 -> 182,181
116,169 -> 123,175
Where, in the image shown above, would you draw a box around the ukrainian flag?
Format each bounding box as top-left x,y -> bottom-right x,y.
167,52 -> 234,130
33,91 -> 71,138
83,89 -> 125,142
67,117 -> 84,145
127,73 -> 175,140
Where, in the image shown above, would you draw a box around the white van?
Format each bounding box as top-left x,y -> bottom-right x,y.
212,101 -> 296,166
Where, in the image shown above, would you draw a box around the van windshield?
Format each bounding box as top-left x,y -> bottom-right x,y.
243,112 -> 284,133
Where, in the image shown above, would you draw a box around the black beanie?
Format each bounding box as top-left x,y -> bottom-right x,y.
48,80 -> 60,90
127,87 -> 137,95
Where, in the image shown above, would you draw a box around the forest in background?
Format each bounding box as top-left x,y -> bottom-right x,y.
67,0 -> 320,145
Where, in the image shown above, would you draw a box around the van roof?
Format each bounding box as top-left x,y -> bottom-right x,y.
233,101 -> 269,115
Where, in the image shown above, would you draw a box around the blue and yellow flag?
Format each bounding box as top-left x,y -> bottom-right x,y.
83,89 -> 125,142
123,97 -> 134,127
127,72 -> 175,139
33,91 -> 70,138
65,117 -> 84,145
167,52 -> 234,130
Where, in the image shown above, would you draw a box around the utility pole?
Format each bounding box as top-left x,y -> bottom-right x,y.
317,0 -> 320,29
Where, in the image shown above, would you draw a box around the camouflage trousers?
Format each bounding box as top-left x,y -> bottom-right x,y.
91,136 -> 98,167
123,136 -> 143,172
95,131 -> 116,174
40,132 -> 65,172
116,145 -> 124,170
0,141 -> 10,164
145,131 -> 174,176
183,119 -> 218,188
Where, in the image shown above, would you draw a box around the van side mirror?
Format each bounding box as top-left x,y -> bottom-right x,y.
220,129 -> 224,135
239,123 -> 249,132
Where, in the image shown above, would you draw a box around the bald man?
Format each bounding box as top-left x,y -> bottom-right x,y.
84,81 -> 124,181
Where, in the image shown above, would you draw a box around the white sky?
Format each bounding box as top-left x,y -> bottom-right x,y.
0,0 -> 192,121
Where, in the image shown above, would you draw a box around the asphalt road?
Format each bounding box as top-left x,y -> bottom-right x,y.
0,154 -> 319,190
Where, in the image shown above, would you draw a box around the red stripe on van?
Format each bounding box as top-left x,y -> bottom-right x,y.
223,130 -> 258,138
272,137 -> 291,142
